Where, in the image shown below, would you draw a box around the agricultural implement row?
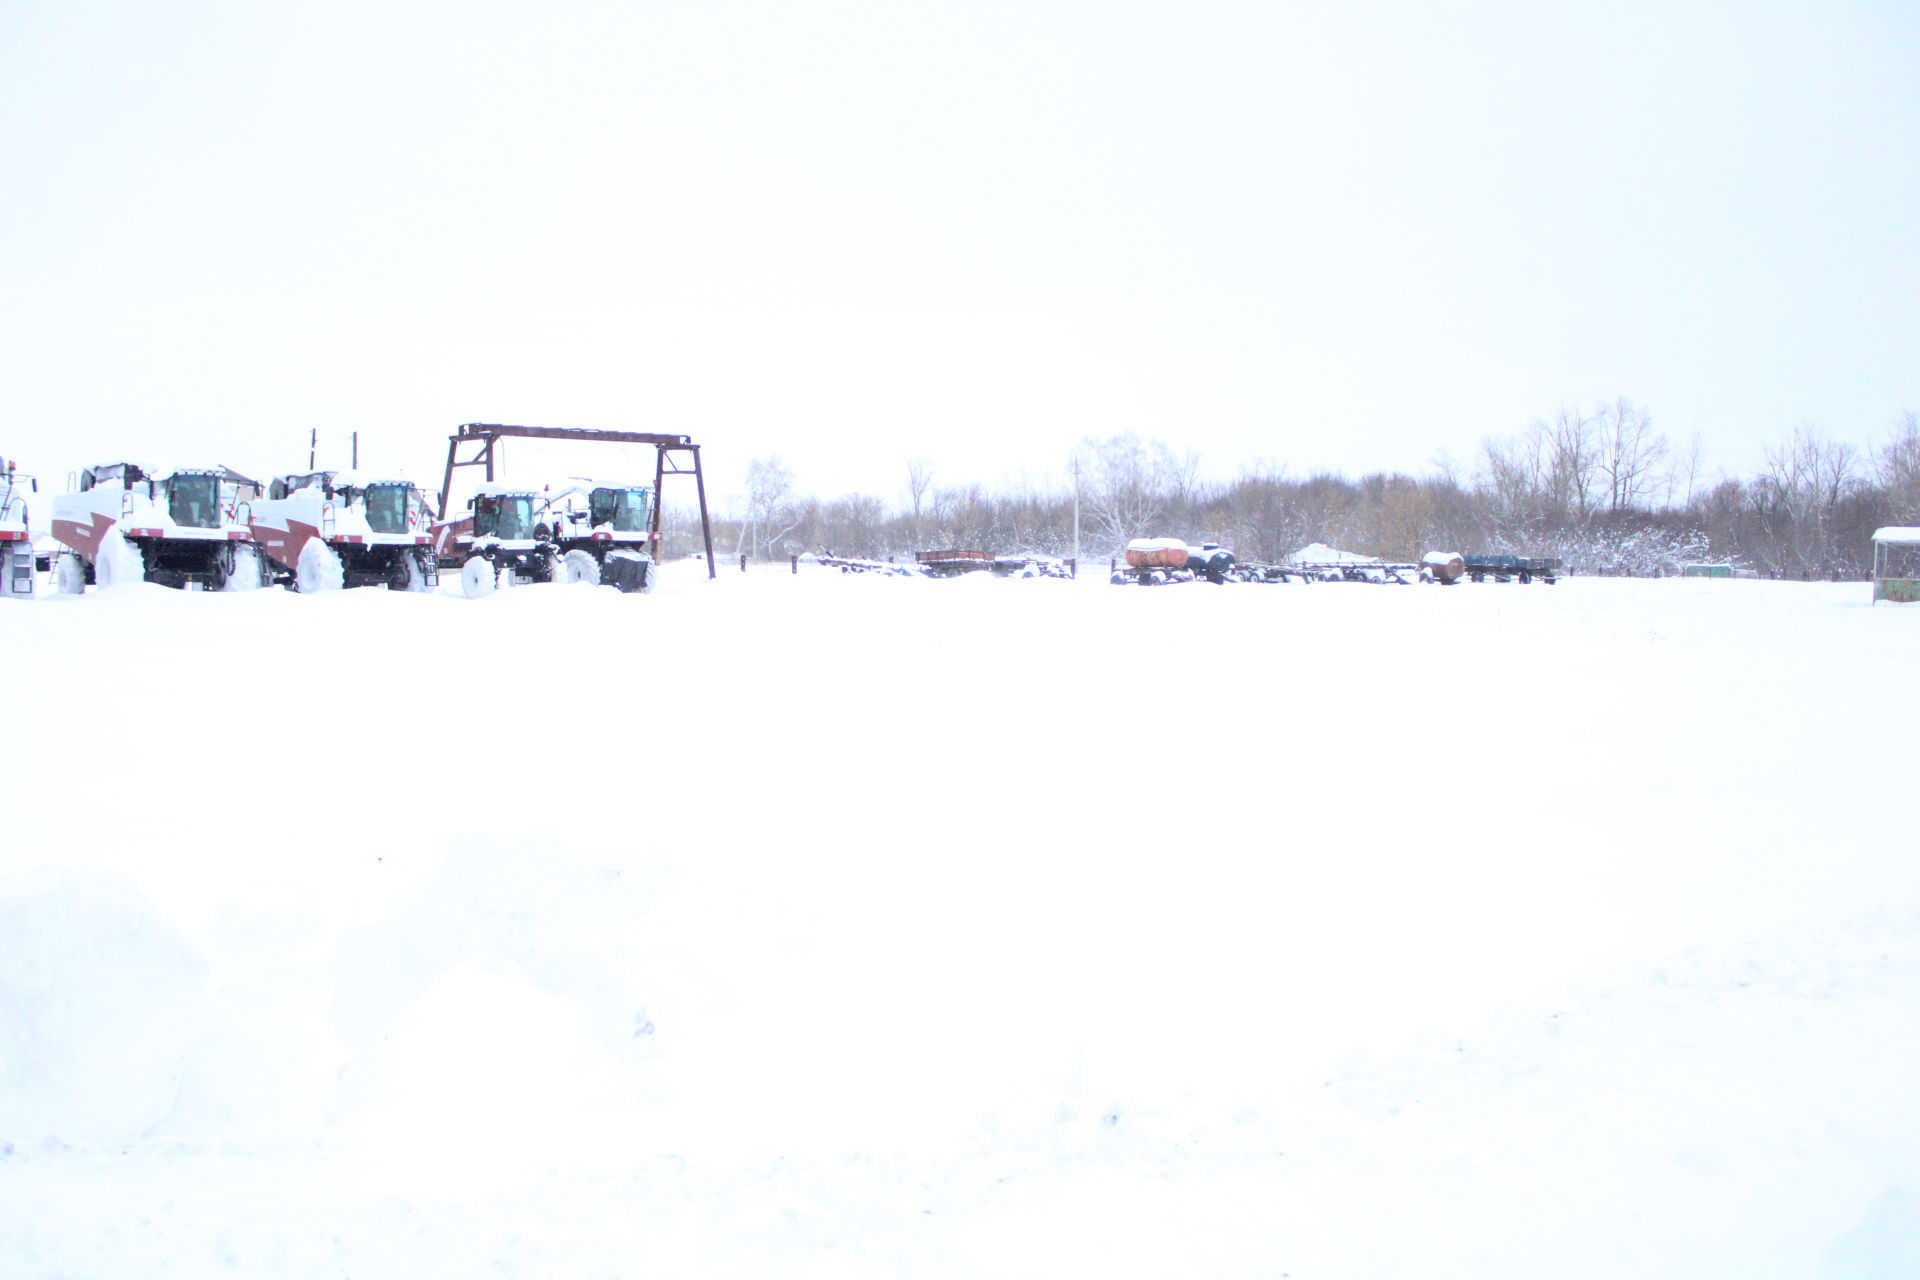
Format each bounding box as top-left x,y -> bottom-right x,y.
1113,539 -> 1562,586
810,551 -> 1073,579
1462,554 -> 1561,584
915,550 -> 1072,579
816,555 -> 921,577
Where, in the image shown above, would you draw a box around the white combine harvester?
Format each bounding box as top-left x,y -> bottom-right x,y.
249,470 -> 439,592
542,480 -> 659,592
50,462 -> 268,592
432,482 -> 569,598
1,456 -> 37,599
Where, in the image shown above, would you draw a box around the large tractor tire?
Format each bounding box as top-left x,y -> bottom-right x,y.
296,540 -> 346,593
221,543 -> 267,591
55,551 -> 88,594
561,549 -> 601,585
460,555 -> 497,599
94,529 -> 147,587
396,547 -> 436,592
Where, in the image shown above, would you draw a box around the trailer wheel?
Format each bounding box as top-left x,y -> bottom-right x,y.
562,549 -> 601,585
55,551 -> 88,594
460,555 -> 497,599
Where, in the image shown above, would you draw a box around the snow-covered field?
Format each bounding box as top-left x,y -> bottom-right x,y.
3,565 -> 1917,1278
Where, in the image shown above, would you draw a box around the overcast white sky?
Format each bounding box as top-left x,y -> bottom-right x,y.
4,0 -> 1917,509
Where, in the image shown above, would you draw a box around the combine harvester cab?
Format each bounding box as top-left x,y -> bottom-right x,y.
250,471 -> 439,593
544,481 -> 659,593
432,484 -> 566,598
50,462 -> 268,592
0,457 -> 37,599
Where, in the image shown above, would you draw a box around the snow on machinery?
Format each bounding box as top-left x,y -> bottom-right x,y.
435,422 -> 717,595
1461,554 -> 1561,584
540,480 -> 661,592
812,554 -> 922,577
1,456 -> 36,599
1422,552 -> 1466,584
1281,542 -> 1418,583
913,549 -> 1073,579
248,471 -> 439,593
50,462 -> 269,592
432,483 -> 568,598
1113,539 -> 1240,585
1111,538 -> 1486,586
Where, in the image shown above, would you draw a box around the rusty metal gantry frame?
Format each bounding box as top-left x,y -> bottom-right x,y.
437,423 -> 717,579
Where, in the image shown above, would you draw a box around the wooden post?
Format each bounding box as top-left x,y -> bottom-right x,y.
739,553 -> 748,573
790,554 -> 798,574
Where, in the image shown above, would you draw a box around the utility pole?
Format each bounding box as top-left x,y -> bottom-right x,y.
1071,454 -> 1081,570
308,429 -> 316,471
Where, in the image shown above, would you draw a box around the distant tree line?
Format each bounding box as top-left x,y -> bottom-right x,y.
662,404 -> 1920,579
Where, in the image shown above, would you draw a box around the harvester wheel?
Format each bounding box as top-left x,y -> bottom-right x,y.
398,548 -> 435,592
562,549 -> 601,586
296,540 -> 345,593
94,529 -> 146,587
221,544 -> 266,591
55,551 -> 88,594
460,555 -> 497,599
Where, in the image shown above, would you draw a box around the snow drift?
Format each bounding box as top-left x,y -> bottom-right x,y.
2,564 -> 1917,1277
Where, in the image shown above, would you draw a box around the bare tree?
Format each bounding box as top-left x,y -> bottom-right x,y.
1357,476 -> 1435,560
1479,430 -> 1540,536
1595,397 -> 1667,514
904,456 -> 934,541
1666,430 -> 1705,508
1876,411 -> 1920,522
1546,406 -> 1600,522
743,455 -> 801,559
1070,434 -> 1180,550
1755,426 -> 1861,575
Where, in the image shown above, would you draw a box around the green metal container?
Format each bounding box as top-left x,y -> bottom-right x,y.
1871,528 -> 1920,603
